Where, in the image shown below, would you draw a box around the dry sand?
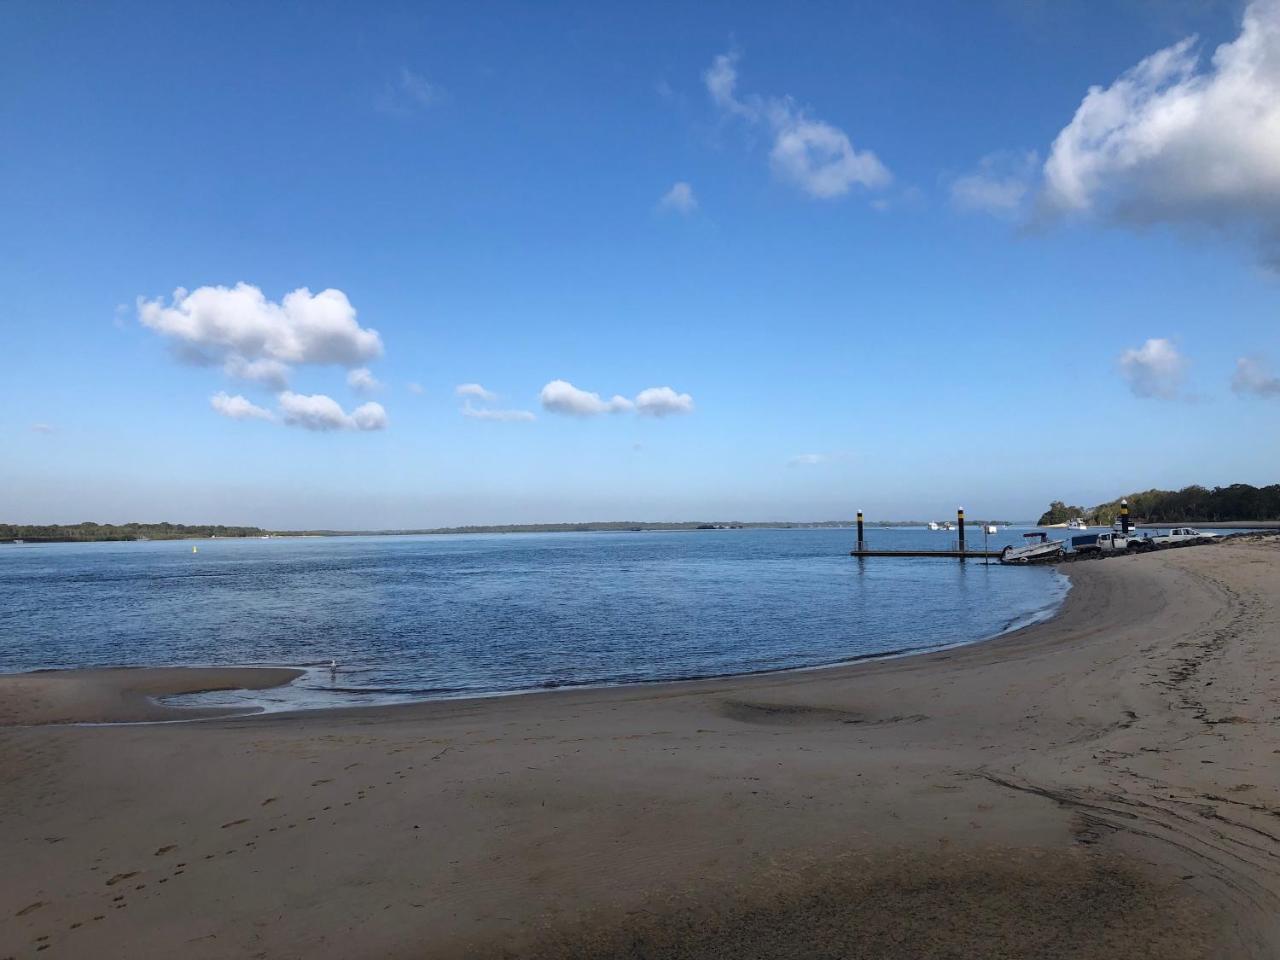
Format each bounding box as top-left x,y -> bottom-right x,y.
1,538 -> 1278,959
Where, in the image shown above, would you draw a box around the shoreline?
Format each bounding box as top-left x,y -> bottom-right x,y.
3,537 -> 1278,958
0,569 -> 1070,726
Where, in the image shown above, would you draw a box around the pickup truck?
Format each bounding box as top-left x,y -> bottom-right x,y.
1072,532 -> 1154,556
1148,527 -> 1219,546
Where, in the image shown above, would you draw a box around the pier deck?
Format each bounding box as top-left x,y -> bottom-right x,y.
849,549 -> 1002,559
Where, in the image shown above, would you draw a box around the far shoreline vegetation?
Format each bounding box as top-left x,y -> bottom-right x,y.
1037,483 -> 1280,526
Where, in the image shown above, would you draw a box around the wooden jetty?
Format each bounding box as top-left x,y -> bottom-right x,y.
850,548 -> 1001,559
851,508 -> 1001,560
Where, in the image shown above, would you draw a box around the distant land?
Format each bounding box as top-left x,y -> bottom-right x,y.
1037,483 -> 1280,527
1,519 -> 1020,544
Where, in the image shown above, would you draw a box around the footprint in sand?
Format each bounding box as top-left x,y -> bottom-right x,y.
221,819 -> 249,829
154,844 -> 177,856
16,902 -> 43,917
105,872 -> 137,886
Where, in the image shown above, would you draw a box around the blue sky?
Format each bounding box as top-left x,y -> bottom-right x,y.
3,0 -> 1278,527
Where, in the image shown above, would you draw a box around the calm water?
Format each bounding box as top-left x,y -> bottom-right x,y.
0,528 -> 1068,712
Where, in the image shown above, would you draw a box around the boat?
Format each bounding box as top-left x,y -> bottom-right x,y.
999,531 -> 1065,564
984,524 -> 998,535
928,522 -> 940,531
1067,518 -> 1088,530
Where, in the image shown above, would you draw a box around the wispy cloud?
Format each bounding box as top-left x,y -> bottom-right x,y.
704,51 -> 890,200
1119,338 -> 1188,399
950,151 -> 1039,216
658,181 -> 698,214
1232,356 -> 1280,397
455,382 -> 497,402
788,453 -> 827,466
460,402 -> 536,422
30,422 -> 55,434
376,67 -> 443,116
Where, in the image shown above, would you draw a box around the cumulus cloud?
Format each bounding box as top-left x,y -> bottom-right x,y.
210,391 -> 274,422
1040,1 -> 1280,257
540,380 -> 635,416
138,283 -> 383,376
347,367 -> 382,393
1231,356 -> 1280,396
461,402 -> 536,422
634,386 -> 694,417
1119,338 -> 1188,399
704,51 -> 890,200
659,181 -> 698,214
278,391 -> 387,432
788,453 -> 827,466
455,382 -> 497,402
950,151 -> 1039,215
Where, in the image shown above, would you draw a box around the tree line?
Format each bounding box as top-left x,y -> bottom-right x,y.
1037,484 -> 1280,526
0,522 -> 275,542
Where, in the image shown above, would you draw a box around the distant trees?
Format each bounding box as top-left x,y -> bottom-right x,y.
1037,484 -> 1280,526
0,522 -> 273,542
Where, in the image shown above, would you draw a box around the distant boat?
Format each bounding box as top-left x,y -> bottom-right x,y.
928,522 -> 940,531
984,524 -> 998,534
192,546 -> 198,554
1067,518 -> 1088,530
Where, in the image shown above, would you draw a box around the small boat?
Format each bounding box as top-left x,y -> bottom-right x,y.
928,522 -> 940,531
1000,532 -> 1065,564
1067,518 -> 1088,530
192,546 -> 198,554
984,524 -> 998,535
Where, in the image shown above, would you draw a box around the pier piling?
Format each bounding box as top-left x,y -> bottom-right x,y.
957,508 -> 966,558
856,510 -> 865,552
1120,498 -> 1131,535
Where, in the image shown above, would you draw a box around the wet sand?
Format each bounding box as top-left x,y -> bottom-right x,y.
1,538 -> 1277,958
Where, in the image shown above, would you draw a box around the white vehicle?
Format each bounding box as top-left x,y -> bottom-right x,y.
1073,531 -> 1153,556
1000,532 -> 1065,564
1149,527 -> 1219,546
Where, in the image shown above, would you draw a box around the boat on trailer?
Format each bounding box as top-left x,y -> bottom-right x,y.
999,531 -> 1065,564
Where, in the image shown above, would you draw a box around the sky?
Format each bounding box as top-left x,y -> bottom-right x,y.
3,0 -> 1279,527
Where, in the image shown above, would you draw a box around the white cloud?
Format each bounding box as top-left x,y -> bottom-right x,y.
788,453 -> 827,466
540,380 -> 634,416
659,181 -> 698,214
407,382 -> 424,395
950,151 -> 1039,215
455,382 -> 497,402
634,385 -> 694,417
460,402 -> 536,422
138,284 -> 383,377
376,67 -> 442,115
278,391 -> 387,432
30,423 -> 55,434
347,367 -> 382,393
1040,1 -> 1280,256
703,51 -> 890,200
1232,356 -> 1280,396
1119,338 -> 1188,399
210,391 -> 274,422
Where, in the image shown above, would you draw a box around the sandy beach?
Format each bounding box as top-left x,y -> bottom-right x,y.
2,537 -> 1278,959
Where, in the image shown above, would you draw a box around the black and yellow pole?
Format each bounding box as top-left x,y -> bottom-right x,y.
957,507 -> 966,557
856,510 -> 865,552
1120,498 -> 1131,536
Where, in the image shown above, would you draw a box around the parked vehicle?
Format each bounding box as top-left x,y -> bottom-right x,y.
1073,531 -> 1153,556
1148,527 -> 1220,546
1000,532 -> 1065,564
